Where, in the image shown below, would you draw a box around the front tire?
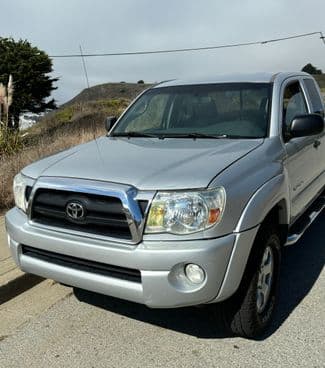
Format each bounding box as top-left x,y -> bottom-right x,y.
219,225 -> 281,338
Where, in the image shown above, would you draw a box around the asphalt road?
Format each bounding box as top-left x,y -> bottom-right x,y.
0,213 -> 324,368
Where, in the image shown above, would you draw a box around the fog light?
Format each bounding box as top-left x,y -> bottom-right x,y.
184,264 -> 205,284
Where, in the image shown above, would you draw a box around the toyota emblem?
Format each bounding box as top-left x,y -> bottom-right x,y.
66,202 -> 85,220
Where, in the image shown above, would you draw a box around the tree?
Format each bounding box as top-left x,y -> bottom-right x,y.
301,63 -> 322,75
0,37 -> 58,129
137,80 -> 144,84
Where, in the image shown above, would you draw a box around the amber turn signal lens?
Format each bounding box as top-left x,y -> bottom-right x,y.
208,208 -> 221,224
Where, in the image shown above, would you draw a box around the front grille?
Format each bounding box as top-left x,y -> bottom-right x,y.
22,245 -> 142,283
31,189 -> 133,239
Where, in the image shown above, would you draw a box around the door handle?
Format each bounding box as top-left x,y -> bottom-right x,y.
313,140 -> 321,148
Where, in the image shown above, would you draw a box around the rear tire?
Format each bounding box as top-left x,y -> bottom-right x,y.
219,224 -> 281,338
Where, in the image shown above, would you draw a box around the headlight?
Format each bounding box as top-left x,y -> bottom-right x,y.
145,187 -> 226,234
13,173 -> 30,212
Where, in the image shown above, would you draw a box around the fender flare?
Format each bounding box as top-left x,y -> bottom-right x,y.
235,174 -> 290,232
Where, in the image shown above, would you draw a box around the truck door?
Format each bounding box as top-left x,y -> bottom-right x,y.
281,79 -> 317,222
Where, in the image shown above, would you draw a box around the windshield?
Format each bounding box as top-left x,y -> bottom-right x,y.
112,83 -> 272,138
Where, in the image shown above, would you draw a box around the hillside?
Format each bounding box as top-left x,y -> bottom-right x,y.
25,82 -> 151,140
63,82 -> 151,106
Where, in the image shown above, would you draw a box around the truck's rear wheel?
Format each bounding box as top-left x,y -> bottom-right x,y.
219,225 -> 281,338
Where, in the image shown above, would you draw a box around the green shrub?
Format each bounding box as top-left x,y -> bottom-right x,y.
54,106 -> 74,124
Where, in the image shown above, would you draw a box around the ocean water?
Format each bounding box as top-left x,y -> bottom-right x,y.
19,112 -> 44,130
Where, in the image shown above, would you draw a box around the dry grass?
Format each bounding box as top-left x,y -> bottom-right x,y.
0,125 -> 23,155
25,98 -> 129,138
0,123 -> 105,213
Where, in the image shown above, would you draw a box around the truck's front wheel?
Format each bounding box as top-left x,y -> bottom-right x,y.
219,225 -> 281,338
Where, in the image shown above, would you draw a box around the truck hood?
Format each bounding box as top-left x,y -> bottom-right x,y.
23,136 -> 263,190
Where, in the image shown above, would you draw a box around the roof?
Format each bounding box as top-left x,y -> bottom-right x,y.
154,72 -> 312,88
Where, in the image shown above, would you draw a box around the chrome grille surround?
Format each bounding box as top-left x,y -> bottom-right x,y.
27,177 -> 155,244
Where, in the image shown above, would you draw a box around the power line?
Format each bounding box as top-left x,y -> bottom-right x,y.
49,31 -> 325,59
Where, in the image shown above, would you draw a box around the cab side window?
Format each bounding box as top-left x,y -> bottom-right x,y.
283,82 -> 308,131
282,81 -> 309,140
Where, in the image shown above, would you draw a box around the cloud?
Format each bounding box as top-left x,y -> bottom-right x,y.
1,0 -> 325,103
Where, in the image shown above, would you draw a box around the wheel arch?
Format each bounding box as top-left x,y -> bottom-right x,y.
235,174 -> 290,235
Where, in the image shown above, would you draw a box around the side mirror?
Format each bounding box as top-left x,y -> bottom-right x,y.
105,116 -> 117,132
289,114 -> 324,139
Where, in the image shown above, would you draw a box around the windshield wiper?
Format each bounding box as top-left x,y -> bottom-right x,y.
110,132 -> 160,138
163,133 -> 260,139
157,132 -> 229,139
186,133 -> 228,139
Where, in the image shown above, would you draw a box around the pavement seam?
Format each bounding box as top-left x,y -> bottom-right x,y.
0,256 -> 11,262
0,266 -> 18,277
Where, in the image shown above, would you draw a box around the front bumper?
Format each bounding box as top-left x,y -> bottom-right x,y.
5,207 -> 258,308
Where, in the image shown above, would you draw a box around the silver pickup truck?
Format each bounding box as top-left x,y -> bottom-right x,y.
5,72 -> 325,338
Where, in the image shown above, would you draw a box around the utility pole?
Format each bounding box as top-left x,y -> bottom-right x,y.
79,45 -> 90,89
320,31 -> 325,46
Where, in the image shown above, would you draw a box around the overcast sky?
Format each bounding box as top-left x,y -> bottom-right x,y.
2,0 -> 325,104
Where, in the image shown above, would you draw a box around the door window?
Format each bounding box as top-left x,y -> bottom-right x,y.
282,81 -> 308,136
303,78 -> 324,117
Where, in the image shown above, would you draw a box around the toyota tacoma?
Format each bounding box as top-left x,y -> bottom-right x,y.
5,72 -> 325,338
